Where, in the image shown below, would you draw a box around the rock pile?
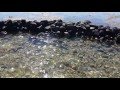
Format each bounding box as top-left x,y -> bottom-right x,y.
0,19 -> 120,45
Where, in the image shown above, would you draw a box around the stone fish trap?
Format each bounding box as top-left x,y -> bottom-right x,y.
0,19 -> 120,45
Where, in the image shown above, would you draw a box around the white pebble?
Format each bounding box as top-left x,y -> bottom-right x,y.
90,27 -> 95,29
44,74 -> 48,78
18,36 -> 24,38
10,68 -> 15,72
51,55 -> 54,57
38,46 -> 41,49
43,45 -> 47,49
26,51 -> 31,54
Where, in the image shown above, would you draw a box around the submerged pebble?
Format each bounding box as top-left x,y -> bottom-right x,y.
0,32 -> 120,78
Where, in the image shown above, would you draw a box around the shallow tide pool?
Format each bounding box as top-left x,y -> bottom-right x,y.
0,12 -> 120,78
0,33 -> 120,78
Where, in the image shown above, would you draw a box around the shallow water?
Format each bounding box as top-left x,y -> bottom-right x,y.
0,12 -> 120,78
1,12 -> 120,27
0,33 -> 120,78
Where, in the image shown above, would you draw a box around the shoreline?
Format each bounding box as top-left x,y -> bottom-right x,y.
0,19 -> 120,45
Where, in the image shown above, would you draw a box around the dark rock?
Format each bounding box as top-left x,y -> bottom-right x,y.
48,20 -> 56,25
76,25 -> 84,37
0,31 -> 7,37
97,49 -> 105,53
50,24 -> 56,32
98,25 -> 104,29
0,64 -> 8,69
1,19 -> 120,45
55,22 -> 63,26
76,21 -> 81,25
55,26 -> 60,32
91,29 -> 99,40
112,27 -> 120,36
99,30 -> 106,38
40,20 -> 49,27
0,21 -> 5,29
102,56 -> 109,58
68,30 -> 76,38
65,24 -> 76,32
116,35 -> 120,44
90,25 -> 98,29
83,20 -> 92,25
105,40 -> 115,46
44,26 -> 51,32
31,25 -> 43,34
57,19 -> 63,22
59,26 -> 66,32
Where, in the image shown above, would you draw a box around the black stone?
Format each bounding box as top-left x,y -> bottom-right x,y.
83,20 -> 92,25
116,35 -> 120,44
1,19 -> 120,45
40,20 -> 49,27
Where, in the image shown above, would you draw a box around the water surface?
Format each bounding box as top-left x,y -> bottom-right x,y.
0,12 -> 120,78
0,12 -> 120,27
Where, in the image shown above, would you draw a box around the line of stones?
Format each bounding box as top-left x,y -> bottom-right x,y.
0,19 -> 120,45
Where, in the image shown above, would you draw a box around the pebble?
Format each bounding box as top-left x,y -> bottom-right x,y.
0,65 -> 8,69
10,68 -> 15,72
38,46 -> 41,49
18,35 -> 24,38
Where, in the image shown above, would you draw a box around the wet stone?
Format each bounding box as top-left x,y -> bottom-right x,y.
9,47 -> 23,52
0,19 -> 120,78
114,48 -> 120,52
96,49 -> 107,54
0,64 -> 12,69
80,66 -> 95,71
0,65 -> 8,69
102,56 -> 109,58
62,62 -> 71,67
73,49 -> 78,53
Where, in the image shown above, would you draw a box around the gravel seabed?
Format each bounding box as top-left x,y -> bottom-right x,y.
0,33 -> 120,78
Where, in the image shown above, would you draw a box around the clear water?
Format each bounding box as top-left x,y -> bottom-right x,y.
0,12 -> 120,26
0,12 -> 120,78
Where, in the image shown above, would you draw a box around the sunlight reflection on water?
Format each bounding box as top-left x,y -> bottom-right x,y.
0,12 -> 120,27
